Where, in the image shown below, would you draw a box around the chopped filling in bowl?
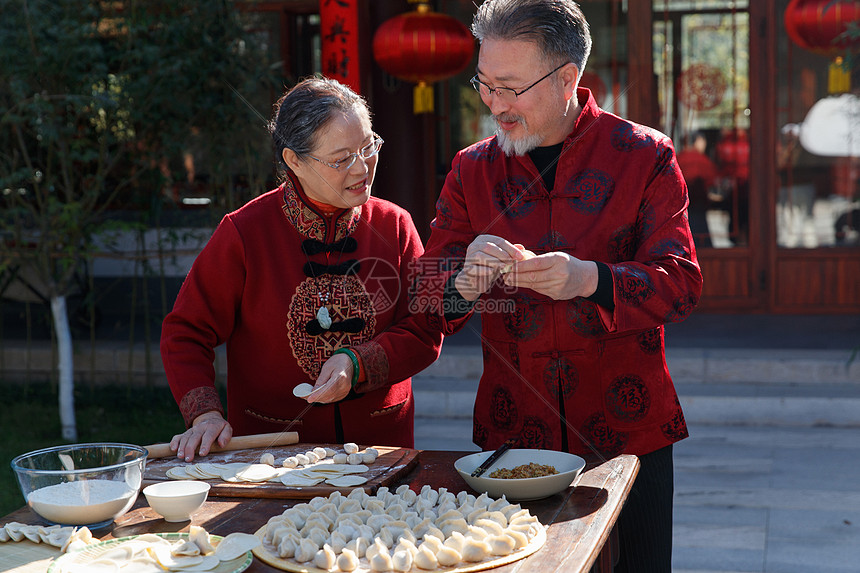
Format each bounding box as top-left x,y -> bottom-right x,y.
489,463 -> 559,479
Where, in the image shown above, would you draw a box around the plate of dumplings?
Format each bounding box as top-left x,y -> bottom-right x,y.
253,485 -> 546,572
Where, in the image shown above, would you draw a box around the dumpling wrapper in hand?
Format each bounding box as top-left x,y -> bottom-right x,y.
214,532 -> 261,561
501,247 -> 536,274
292,383 -> 314,398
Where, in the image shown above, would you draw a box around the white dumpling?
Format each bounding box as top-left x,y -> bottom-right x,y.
474,493 -> 492,509
345,536 -> 369,558
392,548 -> 414,571
367,514 -> 394,533
483,510 -> 509,528
435,545 -> 461,567
419,486 -> 439,506
325,447 -> 337,457
365,537 -> 389,562
338,499 -> 362,515
313,544 -> 337,570
305,451 -> 321,464
343,442 -> 359,454
294,538 -> 319,563
365,498 -> 386,515
259,452 -> 275,466
461,537 -> 491,562
306,527 -> 329,548
474,518 -> 505,536
399,489 -> 417,506
337,548 -> 360,572
328,530 -> 350,554
440,517 -> 469,537
277,535 -> 300,558
419,534 -> 443,554
413,544 -> 439,570
465,525 -> 489,541
394,538 -> 418,558
295,453 -> 310,466
377,527 -> 395,549
487,496 -> 510,513
443,531 -> 466,553
488,533 -> 517,556
504,528 -> 530,549
362,451 -> 378,464
386,503 -> 406,521
347,452 -> 363,465
370,551 -> 394,571
282,456 -> 299,468
356,524 -> 375,540
333,453 -> 348,464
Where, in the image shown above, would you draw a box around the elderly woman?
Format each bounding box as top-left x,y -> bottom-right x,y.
161,77 -> 442,461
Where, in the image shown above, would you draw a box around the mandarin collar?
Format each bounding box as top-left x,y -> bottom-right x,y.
279,173 -> 361,242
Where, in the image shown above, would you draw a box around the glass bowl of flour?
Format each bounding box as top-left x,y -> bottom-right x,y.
11,443 -> 147,529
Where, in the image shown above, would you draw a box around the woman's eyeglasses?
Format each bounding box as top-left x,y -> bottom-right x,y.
307,134 -> 384,171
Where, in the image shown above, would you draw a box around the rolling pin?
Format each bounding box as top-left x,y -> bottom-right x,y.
143,431 -> 299,459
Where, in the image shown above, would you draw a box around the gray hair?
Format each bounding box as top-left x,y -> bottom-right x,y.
471,0 -> 592,75
270,76 -> 370,172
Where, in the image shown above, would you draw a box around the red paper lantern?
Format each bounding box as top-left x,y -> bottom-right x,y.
784,0 -> 860,56
373,2 -> 474,113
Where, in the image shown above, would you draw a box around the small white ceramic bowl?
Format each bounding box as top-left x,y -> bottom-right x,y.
143,480 -> 210,522
454,448 -> 586,501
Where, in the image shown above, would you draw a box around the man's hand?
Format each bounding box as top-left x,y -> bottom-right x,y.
307,352 -> 353,403
170,411 -> 232,462
503,252 -> 599,300
455,235 -> 529,301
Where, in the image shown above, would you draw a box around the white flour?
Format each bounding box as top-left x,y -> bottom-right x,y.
28,479 -> 137,525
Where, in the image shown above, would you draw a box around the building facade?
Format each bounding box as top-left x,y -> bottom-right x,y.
241,0 -> 859,314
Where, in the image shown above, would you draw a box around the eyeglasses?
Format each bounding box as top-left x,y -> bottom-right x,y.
470,62 -> 570,104
306,134 -> 384,171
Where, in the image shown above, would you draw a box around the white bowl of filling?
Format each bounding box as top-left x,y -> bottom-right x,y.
11,443 -> 147,529
454,448 -> 586,501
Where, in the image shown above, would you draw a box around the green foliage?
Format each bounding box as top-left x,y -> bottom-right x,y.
0,0 -> 278,300
0,381 -> 188,517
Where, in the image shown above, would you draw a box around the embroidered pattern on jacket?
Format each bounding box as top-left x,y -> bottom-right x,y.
279,176 -> 360,241
286,274 -> 377,380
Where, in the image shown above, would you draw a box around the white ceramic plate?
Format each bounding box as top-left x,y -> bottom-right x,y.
454,448 -> 586,501
47,532 -> 253,573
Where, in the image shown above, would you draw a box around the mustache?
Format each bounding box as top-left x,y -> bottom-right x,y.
494,113 -> 525,126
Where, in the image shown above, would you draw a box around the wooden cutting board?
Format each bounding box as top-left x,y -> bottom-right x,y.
142,444 -> 419,499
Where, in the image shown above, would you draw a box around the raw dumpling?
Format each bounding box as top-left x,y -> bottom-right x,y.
392,548 -> 414,571
413,544 -> 439,570
488,533 -> 517,556
337,548 -> 360,572
333,453 -> 348,464
293,537 -> 319,563
313,446 -> 328,459
461,537 -> 491,562
313,544 -> 337,570
370,550 -> 394,572
347,452 -> 363,465
435,545 -> 461,567
282,456 -> 299,469
259,452 -> 275,466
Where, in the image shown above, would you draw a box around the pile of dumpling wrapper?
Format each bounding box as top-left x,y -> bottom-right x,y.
259,485 -> 545,572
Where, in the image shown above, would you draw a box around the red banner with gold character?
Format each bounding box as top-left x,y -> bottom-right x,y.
319,0 -> 361,94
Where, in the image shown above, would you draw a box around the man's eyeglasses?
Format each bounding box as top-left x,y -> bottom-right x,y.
307,134 -> 384,171
470,62 -> 570,104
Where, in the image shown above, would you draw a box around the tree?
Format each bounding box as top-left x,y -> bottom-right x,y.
0,0 -> 277,440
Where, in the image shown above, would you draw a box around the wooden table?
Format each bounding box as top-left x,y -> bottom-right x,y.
1,451 -> 638,573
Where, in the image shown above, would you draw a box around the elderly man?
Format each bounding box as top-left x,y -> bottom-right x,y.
419,1 -> 703,570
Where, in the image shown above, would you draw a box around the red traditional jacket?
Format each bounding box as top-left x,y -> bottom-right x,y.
161,175 -> 442,447
421,88 -> 703,458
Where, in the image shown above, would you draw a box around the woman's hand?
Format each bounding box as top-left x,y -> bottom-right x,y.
170,411 -> 232,462
307,352 -> 354,403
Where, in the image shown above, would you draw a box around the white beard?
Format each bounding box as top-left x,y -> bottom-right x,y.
495,117 -> 543,156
